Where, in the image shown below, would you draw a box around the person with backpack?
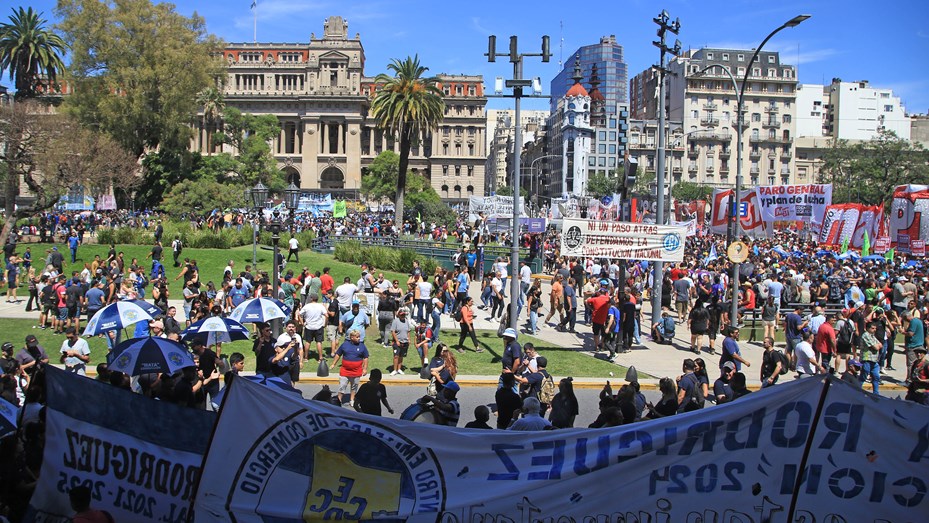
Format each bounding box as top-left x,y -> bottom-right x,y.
676,358 -> 704,413
760,336 -> 788,387
171,235 -> 183,267
513,356 -> 555,416
835,309 -> 857,372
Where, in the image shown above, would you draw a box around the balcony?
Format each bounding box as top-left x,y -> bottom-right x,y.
672,166 -> 683,173
781,151 -> 792,159
720,167 -> 730,174
749,150 -> 761,159
768,168 -> 777,175
750,135 -> 792,145
750,167 -> 760,174
719,149 -> 731,158
688,149 -> 699,157
706,166 -> 715,173
768,151 -> 777,159
700,118 -> 720,127
763,121 -> 781,129
706,149 -> 716,158
781,168 -> 791,175
691,131 -> 732,142
688,165 -> 698,173
704,103 -> 718,111
765,106 -> 779,114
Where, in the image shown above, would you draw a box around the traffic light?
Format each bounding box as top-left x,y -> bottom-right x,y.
617,105 -> 629,157
509,36 -> 518,63
624,157 -> 639,188
541,36 -> 551,62
487,35 -> 496,62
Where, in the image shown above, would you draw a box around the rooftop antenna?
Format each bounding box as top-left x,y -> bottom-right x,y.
251,0 -> 258,43
559,20 -> 564,67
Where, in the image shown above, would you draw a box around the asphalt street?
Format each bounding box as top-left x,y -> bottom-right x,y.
292,382 -> 663,428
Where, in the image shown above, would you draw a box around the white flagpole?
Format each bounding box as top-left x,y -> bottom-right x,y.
252,1 -> 257,43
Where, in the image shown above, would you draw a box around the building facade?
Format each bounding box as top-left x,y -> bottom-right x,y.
826,79 -> 910,140
629,66 -> 660,120
196,16 -> 487,204
550,35 -> 627,117
795,84 -> 828,138
484,109 -> 548,194
664,48 -> 799,188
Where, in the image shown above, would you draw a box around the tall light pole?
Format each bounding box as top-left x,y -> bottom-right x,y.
650,9 -> 681,326
486,34 -> 551,332
250,182 -> 268,269
716,14 -> 810,329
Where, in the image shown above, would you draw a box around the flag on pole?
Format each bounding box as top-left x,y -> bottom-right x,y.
703,243 -> 718,265
333,200 -> 347,218
840,236 -> 849,254
885,247 -> 895,262
251,0 -> 257,9
862,231 -> 870,257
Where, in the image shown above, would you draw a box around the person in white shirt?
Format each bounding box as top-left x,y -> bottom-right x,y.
287,236 -> 300,262
60,327 -> 91,375
223,260 -> 235,281
334,277 -> 358,312
299,294 -> 329,360
795,330 -> 825,377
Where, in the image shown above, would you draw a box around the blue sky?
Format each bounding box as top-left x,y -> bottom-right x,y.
16,0 -> 929,114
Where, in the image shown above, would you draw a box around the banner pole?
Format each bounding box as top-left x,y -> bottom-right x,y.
785,376 -> 832,520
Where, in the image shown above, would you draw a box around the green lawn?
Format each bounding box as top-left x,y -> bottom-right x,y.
15,242 -> 408,298
0,317 -> 637,379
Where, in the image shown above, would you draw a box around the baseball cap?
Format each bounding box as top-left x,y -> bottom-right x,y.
1,342 -> 13,352
915,347 -> 928,354
25,335 -> 38,346
847,359 -> 862,368
443,381 -> 460,393
722,361 -> 736,372
502,328 -> 518,339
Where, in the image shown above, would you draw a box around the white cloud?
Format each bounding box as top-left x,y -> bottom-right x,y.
471,17 -> 491,35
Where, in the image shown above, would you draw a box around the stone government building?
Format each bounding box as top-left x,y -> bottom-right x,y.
193,16 -> 487,205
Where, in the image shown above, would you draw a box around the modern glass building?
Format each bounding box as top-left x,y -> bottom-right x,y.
550,35 -> 627,115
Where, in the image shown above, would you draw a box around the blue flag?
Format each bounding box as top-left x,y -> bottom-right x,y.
251,0 -> 257,9
704,243 -> 718,265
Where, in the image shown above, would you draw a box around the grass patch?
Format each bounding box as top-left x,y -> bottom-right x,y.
0,318 -> 638,380
13,243 -> 408,298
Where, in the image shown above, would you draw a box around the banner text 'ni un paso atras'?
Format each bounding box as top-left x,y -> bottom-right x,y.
560,219 -> 686,262
193,375 -> 929,522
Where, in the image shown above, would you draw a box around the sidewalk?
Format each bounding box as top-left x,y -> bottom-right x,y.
0,281 -> 906,391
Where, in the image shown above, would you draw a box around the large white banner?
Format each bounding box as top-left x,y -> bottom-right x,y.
818,203 -> 884,249
194,376 -> 929,522
468,195 -> 526,221
710,188 -> 770,237
26,367 -> 215,523
889,184 -> 929,250
560,219 -> 685,262
754,184 -> 832,227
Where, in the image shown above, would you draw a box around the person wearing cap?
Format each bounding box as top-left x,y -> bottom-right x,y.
17,334 -> 48,376
149,320 -> 167,339
841,359 -> 863,388
420,379 -> 460,426
713,361 -> 736,404
499,328 -> 521,393
339,300 -> 370,343
859,321 -> 882,394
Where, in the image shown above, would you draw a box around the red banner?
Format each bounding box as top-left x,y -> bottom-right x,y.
710,189 -> 767,237
874,237 -> 891,254
912,240 -> 926,257
674,200 -> 707,227
889,185 -> 929,252
818,203 -> 883,249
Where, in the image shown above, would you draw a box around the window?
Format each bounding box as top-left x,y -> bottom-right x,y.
752,68 -> 761,77
737,67 -> 746,77
706,52 -> 714,60
608,118 -> 616,129
455,166 -> 461,176
467,165 -> 474,177
884,105 -> 894,112
599,131 -> 607,141
722,53 -> 729,61
723,98 -> 730,105
608,144 -> 616,154
752,113 -> 761,122
737,54 -> 745,62
467,127 -> 475,136
751,129 -> 760,140
608,158 -> 616,167
782,114 -> 791,123
723,111 -> 730,121
768,68 -> 777,77
598,157 -> 606,167
588,157 -> 596,166
692,110 -> 699,119
609,131 -> 616,141
767,55 -> 775,63
468,86 -> 475,96
442,165 -> 448,176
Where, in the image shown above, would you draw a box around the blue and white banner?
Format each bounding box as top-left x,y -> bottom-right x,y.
194,375 -> 929,522
561,219 -> 686,262
26,367 -> 215,522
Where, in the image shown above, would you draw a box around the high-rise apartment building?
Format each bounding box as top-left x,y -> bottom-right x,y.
629,66 -> 660,120
795,84 -> 829,138
196,16 -> 487,204
550,35 -> 627,116
663,48 -> 799,188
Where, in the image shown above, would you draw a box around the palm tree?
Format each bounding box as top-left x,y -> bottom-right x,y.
196,86 -> 225,155
370,55 -> 444,226
0,7 -> 67,99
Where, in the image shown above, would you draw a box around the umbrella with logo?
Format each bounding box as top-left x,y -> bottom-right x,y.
182,316 -> 251,345
210,374 -> 302,408
83,299 -> 163,337
106,337 -> 195,377
0,396 -> 17,440
228,297 -> 291,324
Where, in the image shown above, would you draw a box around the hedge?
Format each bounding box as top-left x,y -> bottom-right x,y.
95,220 -> 316,250
333,240 -> 438,275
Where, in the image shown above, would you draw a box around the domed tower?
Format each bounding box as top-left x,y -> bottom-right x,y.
588,63 -> 607,128
561,58 -> 593,197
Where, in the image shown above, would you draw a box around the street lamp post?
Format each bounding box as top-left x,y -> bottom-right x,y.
650,9 -> 681,326
698,14 -> 810,330
486,34 -> 551,332
284,183 -> 300,235
250,182 -> 268,270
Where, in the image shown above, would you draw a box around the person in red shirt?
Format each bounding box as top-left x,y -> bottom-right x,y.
319,267 -> 334,299
814,314 -> 837,370
738,282 -> 756,323
586,289 -> 612,352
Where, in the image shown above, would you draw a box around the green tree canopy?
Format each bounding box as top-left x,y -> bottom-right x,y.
361,150 -> 400,201
0,7 -> 67,99
55,0 -> 223,158
361,151 -> 452,223
495,185 -> 529,198
586,172 -> 617,199
212,107 -> 283,189
672,181 -> 713,202
160,178 -> 245,216
819,130 -> 929,206
370,55 -> 444,225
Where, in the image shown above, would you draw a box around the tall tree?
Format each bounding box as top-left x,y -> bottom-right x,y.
1,101 -> 138,241
0,7 -> 67,99
370,55 -> 444,225
55,0 -> 223,159
212,107 -> 282,189
196,85 -> 225,155
819,130 -> 929,206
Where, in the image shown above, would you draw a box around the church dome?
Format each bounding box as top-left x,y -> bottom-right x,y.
566,82 -> 589,98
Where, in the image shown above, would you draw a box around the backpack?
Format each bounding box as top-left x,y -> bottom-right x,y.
41,285 -> 56,307
837,320 -> 854,347
775,350 -> 790,375
538,372 -> 556,405
682,373 -> 704,411
454,308 -> 463,322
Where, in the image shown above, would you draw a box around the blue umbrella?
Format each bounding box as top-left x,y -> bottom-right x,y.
862,255 -> 886,263
228,297 -> 292,324
182,316 -> 251,345
773,246 -> 789,258
210,374 -> 302,408
815,250 -> 837,258
791,250 -> 807,258
0,396 -> 17,440
106,337 -> 195,377
83,300 -> 163,336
